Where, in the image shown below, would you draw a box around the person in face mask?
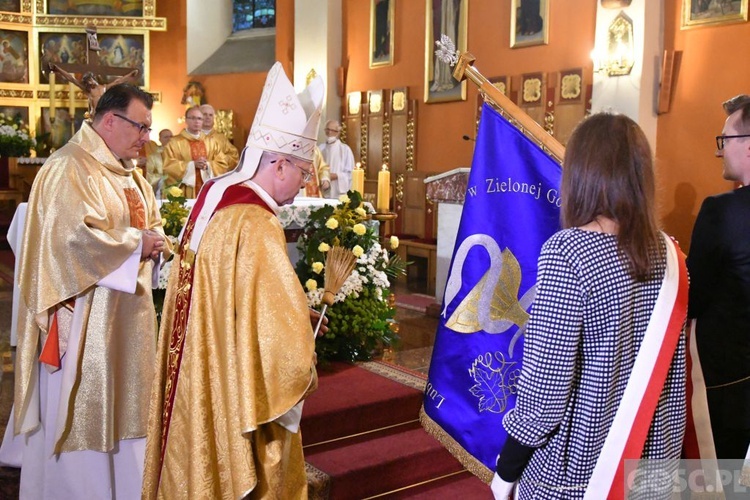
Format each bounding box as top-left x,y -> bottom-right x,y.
318,120 -> 355,199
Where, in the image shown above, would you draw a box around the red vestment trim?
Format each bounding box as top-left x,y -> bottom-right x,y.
123,187 -> 146,230
189,140 -> 208,193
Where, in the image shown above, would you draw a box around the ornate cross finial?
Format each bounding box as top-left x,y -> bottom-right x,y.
435,34 -> 459,66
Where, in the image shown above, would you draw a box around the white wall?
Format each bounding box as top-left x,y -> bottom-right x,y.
294,0 -> 343,141
187,0 -> 233,74
591,0 -> 663,149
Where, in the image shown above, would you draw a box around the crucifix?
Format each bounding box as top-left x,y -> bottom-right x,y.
43,25 -> 139,120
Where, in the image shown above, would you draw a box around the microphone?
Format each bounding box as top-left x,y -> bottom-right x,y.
462,135 -> 475,142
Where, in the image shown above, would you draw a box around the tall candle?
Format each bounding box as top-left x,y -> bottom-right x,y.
377,163 -> 390,212
68,81 -> 75,116
352,162 -> 364,195
49,71 -> 56,123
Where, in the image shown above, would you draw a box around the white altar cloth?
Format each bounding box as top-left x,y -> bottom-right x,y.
7,196 -> 345,346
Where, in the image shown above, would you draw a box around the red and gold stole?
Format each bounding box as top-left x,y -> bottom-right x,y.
189,140 -> 208,194
123,187 -> 146,230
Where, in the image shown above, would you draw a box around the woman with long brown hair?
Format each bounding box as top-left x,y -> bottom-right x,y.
491,113 -> 687,499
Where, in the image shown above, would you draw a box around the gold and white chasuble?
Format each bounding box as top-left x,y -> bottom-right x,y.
163,130 -> 236,198
143,183 -> 317,499
204,128 -> 240,171
12,121 -> 165,454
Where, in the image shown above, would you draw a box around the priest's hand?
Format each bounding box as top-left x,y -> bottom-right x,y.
195,158 -> 208,171
309,308 -> 328,336
141,229 -> 165,261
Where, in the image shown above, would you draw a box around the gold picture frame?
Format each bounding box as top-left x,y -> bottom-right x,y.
681,0 -> 748,29
0,26 -> 31,86
510,0 -> 549,48
370,0 -> 394,68
35,0 -> 167,30
424,0 -> 468,104
0,0 -> 32,24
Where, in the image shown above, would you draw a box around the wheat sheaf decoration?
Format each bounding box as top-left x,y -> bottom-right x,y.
314,245 -> 357,336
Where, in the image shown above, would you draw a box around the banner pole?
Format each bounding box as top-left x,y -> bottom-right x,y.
451,51 -> 566,164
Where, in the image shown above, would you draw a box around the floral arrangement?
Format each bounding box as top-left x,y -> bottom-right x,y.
160,185 -> 190,238
295,190 -> 405,363
0,112 -> 36,158
154,185 -> 190,321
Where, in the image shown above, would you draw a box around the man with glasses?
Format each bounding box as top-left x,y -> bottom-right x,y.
199,103 -> 239,171
0,84 -> 168,498
688,94 -> 750,459
142,62 -> 323,499
163,106 -> 234,198
319,119 -> 355,198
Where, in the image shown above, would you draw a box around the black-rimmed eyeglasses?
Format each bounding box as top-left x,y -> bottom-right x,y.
716,134 -> 750,150
114,113 -> 152,136
284,158 -> 313,183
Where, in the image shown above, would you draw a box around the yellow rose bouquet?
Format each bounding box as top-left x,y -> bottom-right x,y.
295,190 -> 406,362
154,185 -> 190,320
159,185 -> 190,238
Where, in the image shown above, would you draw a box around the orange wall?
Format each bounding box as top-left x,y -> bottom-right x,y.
343,0 -> 597,174
656,0 -> 750,248
151,1 -> 749,249
150,0 -> 295,143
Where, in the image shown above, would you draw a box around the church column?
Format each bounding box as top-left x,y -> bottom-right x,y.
591,0 -> 663,149
294,0 -> 343,140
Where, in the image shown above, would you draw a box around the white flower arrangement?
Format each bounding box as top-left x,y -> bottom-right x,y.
294,190 -> 406,362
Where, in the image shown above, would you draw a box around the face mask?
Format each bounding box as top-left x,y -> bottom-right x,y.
326,137 -> 337,144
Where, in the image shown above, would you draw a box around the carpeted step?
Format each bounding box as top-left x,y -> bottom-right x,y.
301,363 -> 423,446
385,470 -> 489,498
304,421 -> 464,499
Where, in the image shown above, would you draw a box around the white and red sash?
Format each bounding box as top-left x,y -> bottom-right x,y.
584,233 -> 688,500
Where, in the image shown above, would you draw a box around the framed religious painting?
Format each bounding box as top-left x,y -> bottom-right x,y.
370,0 -> 394,68
96,33 -> 147,86
424,0 -> 468,104
0,0 -> 21,14
0,27 -> 29,84
37,0 -> 166,29
0,103 -> 29,125
681,0 -> 748,29
38,30 -> 147,87
511,0 -> 549,48
46,0 -> 145,17
38,31 -> 88,84
35,106 -> 87,156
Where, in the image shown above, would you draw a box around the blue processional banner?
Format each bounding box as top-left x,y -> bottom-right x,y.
421,103 -> 563,480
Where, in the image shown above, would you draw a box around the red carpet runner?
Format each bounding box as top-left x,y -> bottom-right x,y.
302,361 -> 488,499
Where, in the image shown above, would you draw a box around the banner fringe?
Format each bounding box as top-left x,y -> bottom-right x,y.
419,406 -> 494,484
